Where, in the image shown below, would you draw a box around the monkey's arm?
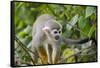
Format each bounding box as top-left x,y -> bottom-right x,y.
42,27 -> 54,41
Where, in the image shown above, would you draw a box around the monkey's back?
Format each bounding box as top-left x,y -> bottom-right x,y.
32,14 -> 54,35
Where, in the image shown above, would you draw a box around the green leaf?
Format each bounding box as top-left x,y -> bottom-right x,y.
80,18 -> 91,37
62,48 -> 76,63
78,16 -> 87,29
18,32 -> 27,38
21,36 -> 32,45
85,7 -> 96,18
23,25 -> 32,34
88,23 -> 96,38
66,14 -> 78,30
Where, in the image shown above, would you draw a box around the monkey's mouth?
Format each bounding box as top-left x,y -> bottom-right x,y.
55,36 -> 60,40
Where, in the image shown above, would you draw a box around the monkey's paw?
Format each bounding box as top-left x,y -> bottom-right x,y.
42,27 -> 50,31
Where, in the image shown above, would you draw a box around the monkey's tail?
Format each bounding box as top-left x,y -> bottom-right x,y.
62,38 -> 97,45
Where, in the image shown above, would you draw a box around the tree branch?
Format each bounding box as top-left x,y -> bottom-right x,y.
58,45 -> 93,63
15,36 -> 35,64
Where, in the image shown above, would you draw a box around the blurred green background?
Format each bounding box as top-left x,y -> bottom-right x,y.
13,1 -> 97,66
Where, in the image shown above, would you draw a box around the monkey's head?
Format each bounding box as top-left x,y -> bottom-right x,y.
42,20 -> 62,41
51,28 -> 62,40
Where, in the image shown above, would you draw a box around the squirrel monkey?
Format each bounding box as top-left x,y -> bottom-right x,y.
31,14 -> 62,64
30,14 -> 96,65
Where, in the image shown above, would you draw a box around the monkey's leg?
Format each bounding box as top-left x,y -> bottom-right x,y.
37,46 -> 48,64
33,32 -> 48,64
30,45 -> 38,65
45,44 -> 52,64
52,45 -> 61,64
31,37 -> 40,65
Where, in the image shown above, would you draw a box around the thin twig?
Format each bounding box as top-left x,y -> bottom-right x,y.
80,51 -> 96,56
15,36 -> 35,54
15,36 -> 35,64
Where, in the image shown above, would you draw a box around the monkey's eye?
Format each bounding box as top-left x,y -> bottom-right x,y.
59,31 -> 61,33
54,31 -> 57,34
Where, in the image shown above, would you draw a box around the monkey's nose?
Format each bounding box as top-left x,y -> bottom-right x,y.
55,36 -> 60,40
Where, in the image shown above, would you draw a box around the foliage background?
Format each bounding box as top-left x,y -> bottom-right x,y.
13,1 -> 97,66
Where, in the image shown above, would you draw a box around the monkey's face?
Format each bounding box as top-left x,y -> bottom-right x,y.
42,26 -> 62,41
51,29 -> 61,40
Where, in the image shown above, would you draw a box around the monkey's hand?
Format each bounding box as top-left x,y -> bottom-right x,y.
42,27 -> 53,41
42,27 -> 51,34
42,27 -> 50,31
